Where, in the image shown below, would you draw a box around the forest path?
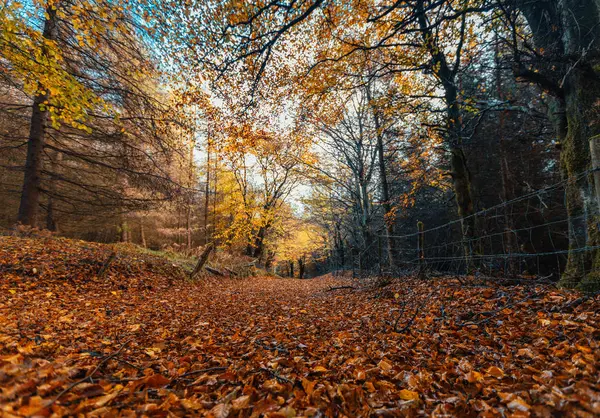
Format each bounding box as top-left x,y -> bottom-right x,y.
1,236 -> 599,416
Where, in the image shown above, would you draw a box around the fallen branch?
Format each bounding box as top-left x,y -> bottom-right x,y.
259,367 -> 293,384
178,366 -> 227,379
393,290 -> 435,333
205,265 -> 226,276
98,251 -> 117,278
255,339 -> 289,354
224,267 -> 238,276
327,285 -> 355,291
190,243 -> 214,280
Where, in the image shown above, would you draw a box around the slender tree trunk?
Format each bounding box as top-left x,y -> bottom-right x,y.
186,140 -> 195,251
416,0 -> 475,271
120,218 -> 129,243
204,136 -> 211,245
140,217 -> 147,248
366,85 -> 397,269
18,6 -> 58,227
212,148 -> 218,244
445,74 -> 475,271
289,260 -> 294,278
335,221 -> 345,268
495,41 -> 517,274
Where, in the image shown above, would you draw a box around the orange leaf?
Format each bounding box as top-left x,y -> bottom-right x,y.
399,389 -> 419,401
486,366 -> 504,378
378,360 -> 392,372
465,370 -> 484,383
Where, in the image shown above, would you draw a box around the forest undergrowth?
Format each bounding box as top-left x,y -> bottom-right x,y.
0,236 -> 599,417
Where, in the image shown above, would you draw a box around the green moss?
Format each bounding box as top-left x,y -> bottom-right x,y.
559,250 -> 585,288
578,217 -> 600,293
578,271 -> 600,293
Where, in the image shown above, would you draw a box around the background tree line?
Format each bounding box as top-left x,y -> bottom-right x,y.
159,0 -> 600,289
2,0 -> 599,287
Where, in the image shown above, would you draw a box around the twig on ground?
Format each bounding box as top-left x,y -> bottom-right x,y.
98,251 -> 117,278
255,339 -> 289,354
49,338 -> 133,407
394,291 -> 434,333
178,366 -> 228,378
259,367 -> 293,384
327,285 -> 355,291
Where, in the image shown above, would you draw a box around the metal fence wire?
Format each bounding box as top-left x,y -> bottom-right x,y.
351,168 -> 600,283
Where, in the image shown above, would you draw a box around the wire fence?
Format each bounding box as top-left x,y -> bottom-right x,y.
345,168 -> 600,285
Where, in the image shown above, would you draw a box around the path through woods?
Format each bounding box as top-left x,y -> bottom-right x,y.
1,237 -> 599,416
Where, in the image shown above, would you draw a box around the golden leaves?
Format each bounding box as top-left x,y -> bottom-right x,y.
398,389 -> 420,401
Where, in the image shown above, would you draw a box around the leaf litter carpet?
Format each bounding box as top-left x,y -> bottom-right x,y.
0,236 -> 599,417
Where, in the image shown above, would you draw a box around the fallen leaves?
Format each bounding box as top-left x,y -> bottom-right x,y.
0,236 -> 599,416
398,389 -> 419,401
377,360 -> 393,372
486,366 -> 505,379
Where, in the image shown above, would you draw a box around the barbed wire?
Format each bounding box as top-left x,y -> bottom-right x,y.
347,167 -> 600,280
383,168 -> 599,241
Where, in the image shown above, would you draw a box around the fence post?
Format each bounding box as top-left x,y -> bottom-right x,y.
378,234 -> 382,276
417,221 -> 425,278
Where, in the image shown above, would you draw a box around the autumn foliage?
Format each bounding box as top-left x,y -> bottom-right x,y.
1,236 -> 599,416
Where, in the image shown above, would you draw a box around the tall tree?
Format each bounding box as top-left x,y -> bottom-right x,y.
498,0 -> 600,289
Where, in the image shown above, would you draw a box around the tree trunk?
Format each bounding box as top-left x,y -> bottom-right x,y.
289,260 -> 294,278
204,135 -> 211,245
445,72 -> 475,272
335,221 -> 345,268
416,0 -> 475,271
366,85 -> 397,269
252,225 -> 267,259
18,6 -> 58,227
516,0 -> 600,290
298,257 -> 305,279
449,145 -> 475,271
121,222 -> 128,243
558,66 -> 600,290
140,217 -> 147,248
495,41 -> 518,275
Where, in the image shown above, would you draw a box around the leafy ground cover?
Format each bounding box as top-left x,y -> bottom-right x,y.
0,236 -> 599,417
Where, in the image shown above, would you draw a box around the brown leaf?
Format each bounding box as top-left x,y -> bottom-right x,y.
208,403 -> 231,418
143,373 -> 170,388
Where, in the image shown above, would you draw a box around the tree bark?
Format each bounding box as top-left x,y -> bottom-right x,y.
515,0 -> 600,290
120,220 -> 129,243
18,6 -> 58,227
191,243 -> 214,279
365,85 -> 397,269
495,40 -> 518,274
416,0 -> 476,271
204,135 -> 211,245
298,257 -> 305,279
140,217 -> 147,248
252,225 -> 267,259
